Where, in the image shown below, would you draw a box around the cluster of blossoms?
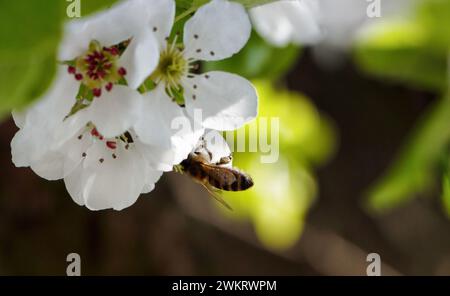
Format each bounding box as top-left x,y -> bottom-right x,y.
250,0 -> 416,49
11,0 -> 257,210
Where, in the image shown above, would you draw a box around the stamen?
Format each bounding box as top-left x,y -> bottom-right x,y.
68,66 -> 76,74
91,128 -> 100,137
118,67 -> 127,76
105,82 -> 113,92
106,141 -> 117,149
93,88 -> 102,97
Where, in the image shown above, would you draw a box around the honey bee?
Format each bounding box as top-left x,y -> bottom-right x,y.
177,140 -> 254,210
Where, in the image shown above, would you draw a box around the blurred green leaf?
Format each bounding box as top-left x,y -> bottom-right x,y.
204,32 -> 301,80
366,94 -> 450,212
0,0 -> 121,120
442,174 -> 450,218
222,153 -> 316,250
0,0 -> 63,117
80,0 -> 118,15
417,0 -> 450,52
252,80 -> 336,166
355,21 -> 447,92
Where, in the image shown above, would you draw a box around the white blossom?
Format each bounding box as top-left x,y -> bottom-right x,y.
134,0 -> 258,161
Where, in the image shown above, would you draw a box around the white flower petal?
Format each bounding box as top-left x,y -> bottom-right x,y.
118,28 -> 159,89
11,67 -> 79,166
183,0 -> 251,61
52,107 -> 91,149
133,139 -> 174,172
11,109 -> 26,128
184,71 -> 258,131
134,84 -> 203,161
30,151 -> 65,181
88,85 -> 142,138
250,0 -> 322,47
64,163 -> 87,206
62,129 -> 94,176
82,141 -> 147,211
141,167 -> 163,194
59,0 -> 175,61
203,130 -> 231,164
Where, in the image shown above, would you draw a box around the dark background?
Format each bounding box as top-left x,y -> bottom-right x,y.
1,49 -> 448,276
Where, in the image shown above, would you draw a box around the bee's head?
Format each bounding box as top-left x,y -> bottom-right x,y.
190,148 -> 212,163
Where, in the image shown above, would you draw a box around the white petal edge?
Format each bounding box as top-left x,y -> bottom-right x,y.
88,85 -> 142,138
184,71 -> 258,131
183,0 -> 251,61
81,141 -> 147,211
118,27 -> 160,89
59,0 -> 175,61
250,0 -> 322,47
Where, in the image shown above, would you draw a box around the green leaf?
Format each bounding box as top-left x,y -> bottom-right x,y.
0,0 -> 121,121
366,94 -> 450,212
417,0 -> 450,52
192,0 -> 280,9
203,32 -> 301,80
0,0 -> 63,117
80,0 -> 118,16
355,20 -> 447,92
235,0 -> 280,8
442,173 -> 450,218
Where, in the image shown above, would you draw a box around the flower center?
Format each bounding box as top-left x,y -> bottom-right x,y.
67,40 -> 127,97
77,124 -> 135,164
148,38 -> 200,105
151,43 -> 188,90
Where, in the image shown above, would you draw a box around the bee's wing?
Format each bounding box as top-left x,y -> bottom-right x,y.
199,163 -> 237,186
202,183 -> 233,211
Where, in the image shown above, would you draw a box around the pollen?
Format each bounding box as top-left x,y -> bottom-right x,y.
67,40 -> 124,94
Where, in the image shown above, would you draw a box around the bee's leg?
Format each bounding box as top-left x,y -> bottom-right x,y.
202,183 -> 233,211
173,165 -> 184,174
217,155 -> 232,165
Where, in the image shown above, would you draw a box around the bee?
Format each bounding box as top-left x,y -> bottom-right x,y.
177,141 -> 254,210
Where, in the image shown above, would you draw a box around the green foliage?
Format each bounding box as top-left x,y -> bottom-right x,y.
177,0 -> 279,11
81,0 -> 118,15
366,95 -> 450,212
355,21 -> 447,92
416,0 -> 450,52
204,32 -> 301,81
442,174 -> 450,218
0,0 -> 120,119
0,0 -> 63,116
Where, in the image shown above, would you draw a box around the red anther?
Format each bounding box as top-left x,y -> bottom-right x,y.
91,128 -> 100,137
93,88 -> 102,97
118,67 -> 127,76
75,73 -> 83,81
105,82 -> 113,92
67,66 -> 76,74
97,70 -> 106,79
109,47 -> 119,56
106,141 -> 117,149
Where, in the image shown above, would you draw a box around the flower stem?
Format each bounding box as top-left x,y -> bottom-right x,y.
174,6 -> 197,23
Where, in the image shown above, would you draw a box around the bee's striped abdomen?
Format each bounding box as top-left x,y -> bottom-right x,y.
216,171 -> 254,192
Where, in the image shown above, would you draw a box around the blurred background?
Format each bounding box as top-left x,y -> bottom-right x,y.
1,0 -> 450,275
